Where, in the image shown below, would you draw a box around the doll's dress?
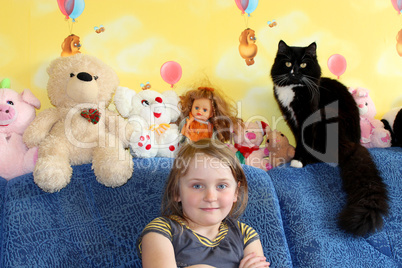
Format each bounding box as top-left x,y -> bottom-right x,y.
180,113 -> 213,142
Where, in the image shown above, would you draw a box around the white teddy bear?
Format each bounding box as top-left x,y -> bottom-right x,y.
114,85 -> 180,158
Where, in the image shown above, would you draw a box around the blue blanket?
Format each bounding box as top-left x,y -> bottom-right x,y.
0,147 -> 401,267
268,147 -> 402,268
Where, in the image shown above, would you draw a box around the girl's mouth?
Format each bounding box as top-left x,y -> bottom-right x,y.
201,208 -> 218,212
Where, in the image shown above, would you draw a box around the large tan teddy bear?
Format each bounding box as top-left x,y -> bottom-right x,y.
23,54 -> 134,192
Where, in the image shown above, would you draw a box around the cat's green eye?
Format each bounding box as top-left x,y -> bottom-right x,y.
300,63 -> 307,68
285,62 -> 292,67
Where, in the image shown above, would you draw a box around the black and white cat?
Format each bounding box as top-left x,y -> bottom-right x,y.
270,40 -> 389,236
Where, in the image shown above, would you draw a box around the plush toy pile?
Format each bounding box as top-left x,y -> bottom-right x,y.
0,78 -> 41,180
114,85 -> 180,158
9,53 -> 399,194
23,54 -> 134,192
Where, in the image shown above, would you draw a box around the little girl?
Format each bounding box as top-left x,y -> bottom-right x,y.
178,86 -> 239,143
138,139 -> 270,268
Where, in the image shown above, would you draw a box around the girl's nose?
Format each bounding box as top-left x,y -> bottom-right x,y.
204,188 -> 217,202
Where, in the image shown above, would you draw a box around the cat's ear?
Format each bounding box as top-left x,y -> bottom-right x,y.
306,42 -> 317,57
278,40 -> 289,54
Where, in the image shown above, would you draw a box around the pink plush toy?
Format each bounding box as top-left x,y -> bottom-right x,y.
228,120 -> 272,171
349,87 -> 391,148
0,78 -> 41,180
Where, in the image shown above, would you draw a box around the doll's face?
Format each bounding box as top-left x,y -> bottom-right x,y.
191,98 -> 212,121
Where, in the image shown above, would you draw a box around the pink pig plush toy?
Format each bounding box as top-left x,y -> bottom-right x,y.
349,87 -> 391,148
0,78 -> 41,180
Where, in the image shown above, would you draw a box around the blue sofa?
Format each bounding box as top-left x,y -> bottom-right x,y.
0,147 -> 401,267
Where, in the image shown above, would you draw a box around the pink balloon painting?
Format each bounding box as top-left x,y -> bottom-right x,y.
160,61 -> 182,88
327,54 -> 347,79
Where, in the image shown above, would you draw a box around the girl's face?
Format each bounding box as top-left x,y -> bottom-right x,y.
191,98 -> 212,121
177,154 -> 238,232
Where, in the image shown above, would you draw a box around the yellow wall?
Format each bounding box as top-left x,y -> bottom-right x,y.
1,0 -> 402,145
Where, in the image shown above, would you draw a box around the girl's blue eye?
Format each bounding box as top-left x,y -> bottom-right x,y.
192,184 -> 203,189
195,107 -> 199,110
7,101 -> 14,105
217,184 -> 227,190
203,109 -> 207,112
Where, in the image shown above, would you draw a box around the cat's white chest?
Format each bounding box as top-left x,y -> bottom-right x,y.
275,85 -> 296,107
275,85 -> 301,126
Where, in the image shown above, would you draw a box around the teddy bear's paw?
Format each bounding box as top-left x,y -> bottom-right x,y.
370,129 -> 391,148
156,143 -> 179,158
23,147 -> 39,173
290,159 -> 304,168
93,152 -> 134,187
130,133 -> 158,158
33,158 -> 72,193
266,163 -> 273,170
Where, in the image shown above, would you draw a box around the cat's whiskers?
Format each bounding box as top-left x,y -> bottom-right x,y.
301,75 -> 319,102
272,74 -> 289,87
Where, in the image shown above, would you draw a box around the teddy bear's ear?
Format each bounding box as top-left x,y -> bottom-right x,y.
21,89 -> 41,109
162,90 -> 180,121
114,86 -> 136,118
348,87 -> 357,96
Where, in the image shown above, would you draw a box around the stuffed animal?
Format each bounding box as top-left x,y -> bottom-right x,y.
23,54 -> 134,192
264,129 -> 295,169
239,28 -> 258,66
114,85 -> 180,158
61,34 -> 81,57
382,106 -> 402,147
349,87 -> 391,148
229,120 -> 271,171
0,78 -> 41,180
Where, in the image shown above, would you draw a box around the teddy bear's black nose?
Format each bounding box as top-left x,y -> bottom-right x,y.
77,72 -> 93,82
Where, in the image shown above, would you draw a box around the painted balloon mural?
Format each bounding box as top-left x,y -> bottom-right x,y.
234,0 -> 259,17
57,0 -> 85,22
160,61 -> 182,88
327,54 -> 347,79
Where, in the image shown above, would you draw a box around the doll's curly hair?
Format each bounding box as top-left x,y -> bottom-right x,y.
178,85 -> 239,142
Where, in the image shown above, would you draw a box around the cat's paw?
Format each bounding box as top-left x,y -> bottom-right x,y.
290,159 -> 304,168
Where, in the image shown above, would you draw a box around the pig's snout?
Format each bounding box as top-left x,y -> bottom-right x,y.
0,104 -> 16,125
246,132 -> 256,140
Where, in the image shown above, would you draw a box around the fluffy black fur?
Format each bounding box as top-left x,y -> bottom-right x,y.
382,108 -> 402,147
270,40 -> 389,236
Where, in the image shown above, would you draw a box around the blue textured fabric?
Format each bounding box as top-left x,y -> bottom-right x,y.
0,158 -> 290,267
241,165 -> 292,267
267,147 -> 402,268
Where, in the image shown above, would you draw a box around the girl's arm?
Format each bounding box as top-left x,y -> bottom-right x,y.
240,240 -> 270,268
141,232 -> 177,268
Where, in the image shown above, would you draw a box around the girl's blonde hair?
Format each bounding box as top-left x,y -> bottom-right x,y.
178,84 -> 239,142
161,139 -> 248,220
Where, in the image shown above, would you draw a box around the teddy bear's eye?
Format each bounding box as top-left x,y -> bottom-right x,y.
7,100 -> 14,105
365,102 -> 368,106
141,100 -> 150,106
281,134 -> 284,137
70,73 -> 75,78
94,76 -> 98,80
267,139 -> 270,143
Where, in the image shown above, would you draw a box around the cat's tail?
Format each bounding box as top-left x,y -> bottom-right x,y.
337,142 -> 389,237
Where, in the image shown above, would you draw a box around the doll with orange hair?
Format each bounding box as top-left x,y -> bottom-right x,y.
178,86 -> 239,143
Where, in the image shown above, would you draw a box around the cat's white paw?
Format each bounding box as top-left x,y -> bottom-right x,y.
290,159 -> 304,168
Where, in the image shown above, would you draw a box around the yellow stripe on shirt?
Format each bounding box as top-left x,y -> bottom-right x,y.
238,222 -> 258,245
